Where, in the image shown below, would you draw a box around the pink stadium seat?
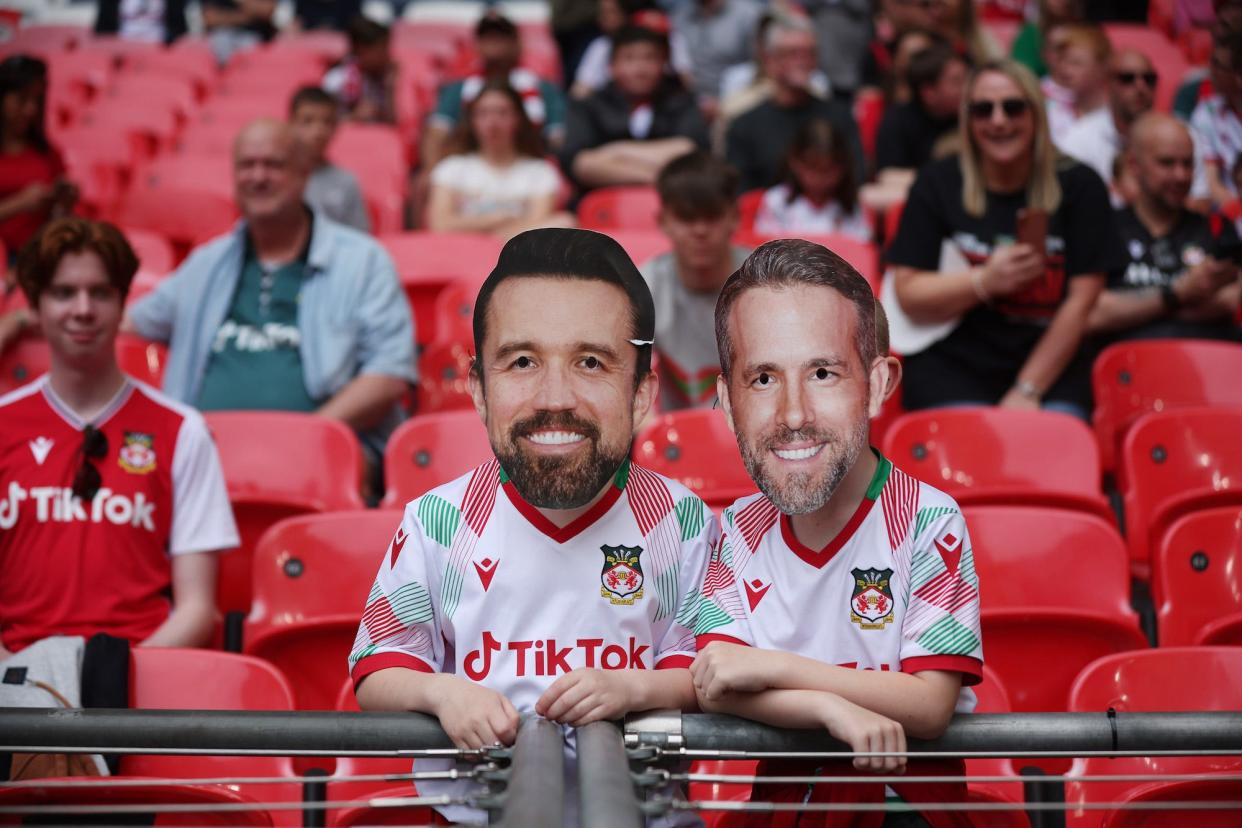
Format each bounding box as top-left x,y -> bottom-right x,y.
216,59 -> 323,101
430,279 -> 477,348
633,409 -> 754,510
204,412 -> 366,615
1092,339 -> 1242,474
75,103 -> 180,161
57,124 -> 137,214
115,333 -> 167,387
244,510 -> 402,710
1119,407 -> 1242,576
100,74 -> 201,125
120,44 -> 219,98
0,335 -> 49,395
607,229 -> 671,267
1103,24 -> 1188,112
379,232 -> 502,347
6,24 -> 84,53
326,123 -> 408,234
577,185 -> 662,231
116,154 -> 238,253
381,410 -> 491,508
882,408 -> 1112,520
269,31 -> 349,64
1154,506 -> 1242,647
122,227 -> 176,275
1065,648 -> 1242,828
963,506 -> 1146,713
414,340 -> 475,415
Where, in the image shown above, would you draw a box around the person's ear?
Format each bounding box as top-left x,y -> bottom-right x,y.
867,356 -> 888,419
882,356 -> 902,403
717,373 -> 737,435
631,366 -> 658,433
468,358 -> 487,422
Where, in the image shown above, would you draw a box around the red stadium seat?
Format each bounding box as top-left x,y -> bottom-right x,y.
326,123 -> 408,234
244,510 -> 402,710
116,154 -> 238,254
0,781 -> 279,826
269,31 -> 349,64
379,233 -> 502,348
57,124 -> 138,215
1092,339 -> 1242,473
1065,648 -> 1242,828
964,665 -> 1026,809
115,333 -> 167,387
75,102 -> 180,161
607,229 -> 671,267
882,408 -> 1112,520
1119,407 -> 1242,576
122,227 -> 176,275
6,24 -> 84,53
633,409 -> 754,511
1153,506 -> 1242,647
120,43 -> 219,98
736,189 -> 764,234
577,186 -> 662,231
0,335 -> 50,395
381,410 -> 491,508
414,340 -> 475,415
963,506 -> 1146,713
205,412 -> 366,615
98,74 -> 201,124
738,231 -> 880,293
853,88 -> 886,163
430,279 -> 476,348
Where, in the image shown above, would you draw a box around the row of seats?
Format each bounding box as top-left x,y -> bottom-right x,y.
3,646 -> 1237,827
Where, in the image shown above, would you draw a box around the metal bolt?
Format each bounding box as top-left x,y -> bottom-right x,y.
283,558 -> 304,578
664,445 -> 681,461
1151,445 -> 1167,463
912,443 -> 928,461
415,449 -> 431,468
1190,551 -> 1209,572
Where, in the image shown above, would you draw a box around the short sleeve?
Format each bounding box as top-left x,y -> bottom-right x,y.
898,507 -> 983,685
692,509 -> 757,650
1060,163 -> 1127,278
428,156 -> 464,188
885,162 -> 952,270
1189,101 -> 1222,163
525,159 -> 562,197
653,495 -> 720,669
169,410 -> 239,556
348,505 -> 445,688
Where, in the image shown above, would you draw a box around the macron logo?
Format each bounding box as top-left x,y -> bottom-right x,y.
745,578 -> 770,611
29,437 -> 54,466
474,557 -> 499,591
389,529 -> 407,567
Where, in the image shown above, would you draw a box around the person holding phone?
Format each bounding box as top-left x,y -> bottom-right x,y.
886,59 -> 1125,419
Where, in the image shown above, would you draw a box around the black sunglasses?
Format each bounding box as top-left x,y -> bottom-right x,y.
72,425 -> 108,502
968,98 -> 1030,120
1114,71 -> 1158,87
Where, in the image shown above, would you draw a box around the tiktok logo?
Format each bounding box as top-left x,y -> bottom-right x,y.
464,631 -> 501,680
462,631 -> 651,680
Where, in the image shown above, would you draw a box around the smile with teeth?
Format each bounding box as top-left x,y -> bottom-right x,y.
772,444 -> 825,461
527,431 -> 586,446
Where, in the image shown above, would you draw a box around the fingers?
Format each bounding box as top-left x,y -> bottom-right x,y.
543,676 -> 593,723
534,675 -> 571,718
490,704 -> 519,746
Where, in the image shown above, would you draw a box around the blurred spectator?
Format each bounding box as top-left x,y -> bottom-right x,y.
294,0 -> 363,31
94,0 -> 189,43
1043,23 -> 1110,137
670,0 -> 763,118
640,150 -> 749,410
859,0 -> 940,95
875,39 -> 967,175
0,218 -> 237,656
754,118 -> 870,241
0,56 -> 76,261
288,86 -> 370,233
572,0 -> 694,99
1010,0 -> 1085,77
1089,114 -> 1241,343
1111,149 -> 1141,205
925,0 -> 1003,66
426,81 -> 573,238
422,12 -> 567,169
1190,28 -> 1242,204
886,60 -> 1123,418
126,120 -> 415,464
725,13 -> 863,192
562,25 -> 708,190
1037,19 -> 1076,119
885,27 -> 939,104
550,0 -> 601,88
804,0 -> 872,98
202,0 -> 277,65
322,16 -> 396,125
1057,49 -> 1155,186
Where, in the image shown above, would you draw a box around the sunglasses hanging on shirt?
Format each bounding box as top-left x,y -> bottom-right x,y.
71,425 -> 108,502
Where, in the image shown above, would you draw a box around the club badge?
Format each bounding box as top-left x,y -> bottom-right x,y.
600,544 -> 644,605
118,432 -> 156,475
850,567 -> 895,630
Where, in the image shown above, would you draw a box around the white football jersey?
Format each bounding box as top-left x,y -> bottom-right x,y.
350,457 -> 717,825
696,454 -> 983,711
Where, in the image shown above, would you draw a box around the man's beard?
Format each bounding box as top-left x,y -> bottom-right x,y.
737,415 -> 869,516
494,410 -> 631,510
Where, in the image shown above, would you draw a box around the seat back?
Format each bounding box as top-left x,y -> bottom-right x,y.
429,279 -> 476,349
414,340 -> 476,415
605,229 -> 672,267
1092,339 -> 1242,472
1120,407 -> 1242,571
381,410 -> 491,508
737,231 -> 880,293
632,409 -> 754,510
577,185 -> 661,231
379,232 -> 500,347
245,510 -> 402,709
0,335 -> 50,394
883,408 -> 1109,518
1153,506 -> 1242,647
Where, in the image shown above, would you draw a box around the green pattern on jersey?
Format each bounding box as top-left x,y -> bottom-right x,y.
348,643 -> 377,669
675,587 -> 701,628
917,614 -> 980,655
723,507 -> 736,530
694,597 -> 735,635
719,537 -> 735,567
389,581 -> 435,625
909,545 -> 944,592
958,544 -> 979,588
367,580 -> 383,603
653,568 -> 678,622
417,495 -> 461,548
914,506 -> 959,540
675,496 -> 706,541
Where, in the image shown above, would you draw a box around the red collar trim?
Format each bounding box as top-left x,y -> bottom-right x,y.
779,490 -> 878,569
502,478 -> 624,544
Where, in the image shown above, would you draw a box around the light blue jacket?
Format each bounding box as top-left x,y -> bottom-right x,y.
128,211 -> 417,451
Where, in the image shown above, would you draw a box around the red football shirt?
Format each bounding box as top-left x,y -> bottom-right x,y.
0,376 -> 238,651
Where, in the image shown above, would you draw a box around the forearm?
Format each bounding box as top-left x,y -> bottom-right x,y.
1179,282 -> 1241,321
140,598 -> 216,648
572,145 -> 654,187
317,373 -> 408,431
420,126 -> 451,169
1015,284 -> 1099,394
892,266 -> 983,324
699,687 -> 834,731
426,207 -> 516,234
620,667 -> 698,713
1087,288 -> 1166,334
0,192 -> 35,222
355,667 -> 464,714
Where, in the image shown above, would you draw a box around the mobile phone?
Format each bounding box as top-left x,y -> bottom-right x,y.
1016,208 -> 1048,255
1210,235 -> 1242,265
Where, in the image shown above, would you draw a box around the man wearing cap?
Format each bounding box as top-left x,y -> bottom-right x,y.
348,228 -> 717,825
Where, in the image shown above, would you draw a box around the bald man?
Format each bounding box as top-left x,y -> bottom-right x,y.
127,118 -> 417,467
1088,113 -> 1241,343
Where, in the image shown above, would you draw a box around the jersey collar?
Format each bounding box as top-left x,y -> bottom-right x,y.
40,375 -> 134,431
779,449 -> 892,569
499,458 -> 631,544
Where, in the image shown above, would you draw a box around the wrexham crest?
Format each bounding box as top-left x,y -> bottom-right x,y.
118,431 -> 156,475
600,545 -> 644,605
850,567 -> 895,630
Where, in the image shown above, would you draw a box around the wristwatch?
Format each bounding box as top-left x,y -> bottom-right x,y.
1160,283 -> 1182,314
1015,379 -> 1041,400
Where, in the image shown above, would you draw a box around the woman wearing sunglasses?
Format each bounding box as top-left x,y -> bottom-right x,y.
885,59 -> 1125,419
0,218 -> 238,658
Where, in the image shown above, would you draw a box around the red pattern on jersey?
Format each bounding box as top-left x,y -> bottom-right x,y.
735,497 -> 779,553
361,594 -> 405,644
913,569 -> 979,615
701,551 -> 736,596
462,459 -> 501,537
626,464 -> 675,536
880,465 -> 919,551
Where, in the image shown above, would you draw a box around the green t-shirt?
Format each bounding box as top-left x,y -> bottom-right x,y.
196,247 -> 320,412
1010,22 -> 1046,78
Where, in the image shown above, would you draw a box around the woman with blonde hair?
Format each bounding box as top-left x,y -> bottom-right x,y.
885,59 -> 1124,418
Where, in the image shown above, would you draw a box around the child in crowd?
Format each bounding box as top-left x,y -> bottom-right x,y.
288,86 -> 370,232
322,16 -> 396,124
753,118 -> 871,242
1044,23 -> 1110,136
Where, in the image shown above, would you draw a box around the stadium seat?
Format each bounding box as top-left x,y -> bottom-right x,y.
381,410 -> 491,508
97,74 -> 201,124
607,229 -> 672,267
0,781 -> 280,826
119,44 -> 219,98
1092,339 -> 1242,473
1153,506 -> 1242,647
963,506 -> 1146,713
204,412 -> 367,616
853,88 -> 886,162
57,124 -> 137,215
244,510 -> 403,710
577,185 -> 662,231
962,665 -> 1027,810
737,231 -> 881,293
326,123 -> 408,234
5,24 -> 84,53
74,102 -> 180,161
414,340 -> 475,415
633,409 -> 754,511
380,233 -> 502,348
122,227 -> 176,275
115,155 -> 239,254
882,408 -> 1112,520
269,31 -> 349,64
1119,407 -> 1242,576
0,335 -> 49,395
735,189 -> 765,235
430,279 -> 476,348
1065,648 -> 1242,827
115,333 -> 167,387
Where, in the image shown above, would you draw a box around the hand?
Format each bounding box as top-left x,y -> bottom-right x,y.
1174,259 -> 1236,307
690,642 -> 778,701
981,243 -> 1044,297
817,692 -> 907,773
14,182 -> 53,214
432,682 -> 519,750
998,387 -> 1041,410
535,669 -> 635,727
